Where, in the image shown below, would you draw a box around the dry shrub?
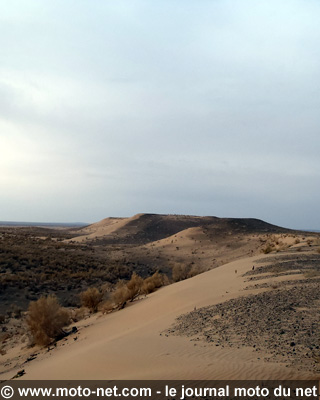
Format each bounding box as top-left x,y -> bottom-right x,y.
112,272 -> 144,309
141,271 -> 165,295
100,299 -> 114,314
100,282 -> 113,293
126,272 -> 143,301
276,243 -> 288,252
107,272 -> 168,310
172,263 -> 189,282
188,264 -> 204,277
71,307 -> 88,322
262,245 -> 273,254
27,295 -> 70,346
172,263 -> 203,282
112,281 -> 130,308
80,287 -> 103,313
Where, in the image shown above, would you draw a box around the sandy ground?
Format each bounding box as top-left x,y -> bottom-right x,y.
66,214 -> 145,243
1,253 -> 316,381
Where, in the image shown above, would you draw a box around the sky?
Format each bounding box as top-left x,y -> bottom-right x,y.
1,0 -> 320,229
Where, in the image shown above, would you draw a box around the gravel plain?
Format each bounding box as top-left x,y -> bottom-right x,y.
165,254 -> 320,373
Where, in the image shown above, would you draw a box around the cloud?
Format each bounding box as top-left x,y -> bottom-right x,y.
0,0 -> 320,228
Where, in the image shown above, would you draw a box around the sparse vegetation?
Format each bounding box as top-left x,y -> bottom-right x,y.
126,272 -> 144,302
262,245 -> 273,254
2,218 -> 315,315
141,271 -> 166,295
80,287 -> 103,313
0,227 -> 133,314
70,307 -> 87,322
111,272 -> 144,308
112,282 -> 131,309
108,271 -> 167,310
27,295 -> 70,346
172,263 -> 204,282
100,299 -> 114,314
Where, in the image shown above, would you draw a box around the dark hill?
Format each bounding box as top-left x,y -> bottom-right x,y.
91,213 -> 293,245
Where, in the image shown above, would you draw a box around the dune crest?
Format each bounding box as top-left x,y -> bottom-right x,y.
3,252 -> 316,381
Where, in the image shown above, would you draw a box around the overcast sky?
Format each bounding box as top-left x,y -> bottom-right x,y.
1,0 -> 320,229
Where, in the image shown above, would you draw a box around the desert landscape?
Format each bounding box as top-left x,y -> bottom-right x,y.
2,0 -> 320,390
0,213 -> 319,381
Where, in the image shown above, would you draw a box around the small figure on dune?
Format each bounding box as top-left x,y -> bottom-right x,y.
235,269 -> 237,274
252,265 -> 255,270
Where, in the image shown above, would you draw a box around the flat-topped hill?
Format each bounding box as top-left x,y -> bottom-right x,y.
70,213 -> 293,244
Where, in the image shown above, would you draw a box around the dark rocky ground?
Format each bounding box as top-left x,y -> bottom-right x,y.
246,253 -> 320,278
165,253 -> 320,374
0,227 -> 156,315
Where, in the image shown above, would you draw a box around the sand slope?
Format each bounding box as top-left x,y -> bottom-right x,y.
65,217 -> 131,242
3,254 -> 313,381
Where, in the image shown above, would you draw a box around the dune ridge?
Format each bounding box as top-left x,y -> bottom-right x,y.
2,252 -> 317,381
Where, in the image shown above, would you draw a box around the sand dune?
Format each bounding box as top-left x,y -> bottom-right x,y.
2,253 -> 314,381
66,214 -> 144,242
